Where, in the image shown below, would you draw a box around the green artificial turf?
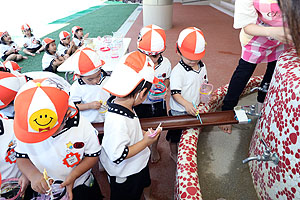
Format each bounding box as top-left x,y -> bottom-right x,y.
17,3 -> 138,76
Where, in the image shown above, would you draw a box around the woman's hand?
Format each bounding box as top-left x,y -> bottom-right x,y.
267,27 -> 293,44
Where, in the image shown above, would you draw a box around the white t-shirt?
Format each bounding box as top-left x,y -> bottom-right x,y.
72,37 -> 82,47
234,0 -> 258,29
42,51 -> 58,70
0,104 -> 15,119
170,60 -> 208,112
15,114 -> 101,188
69,75 -> 110,123
100,97 -> 150,178
0,42 -> 18,58
0,115 -> 22,180
23,35 -> 41,49
23,71 -> 71,88
143,56 -> 171,104
57,42 -> 69,57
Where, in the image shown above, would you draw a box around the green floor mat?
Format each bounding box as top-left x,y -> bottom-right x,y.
18,4 -> 138,74
49,5 -> 105,24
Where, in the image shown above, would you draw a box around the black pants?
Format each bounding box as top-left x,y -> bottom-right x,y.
109,165 -> 151,200
72,178 -> 103,200
134,101 -> 167,118
166,110 -> 183,143
222,58 -> 277,111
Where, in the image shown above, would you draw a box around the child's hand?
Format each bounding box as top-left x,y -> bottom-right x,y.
30,172 -> 50,194
184,102 -> 197,116
208,94 -> 217,105
61,174 -> 76,200
70,41 -> 75,47
64,54 -> 70,59
89,101 -> 102,110
143,128 -> 161,146
18,174 -> 30,196
83,33 -> 89,40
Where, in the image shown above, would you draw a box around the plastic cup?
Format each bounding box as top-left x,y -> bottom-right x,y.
199,83 -> 213,104
84,38 -> 94,49
148,81 -> 166,102
31,181 -> 68,200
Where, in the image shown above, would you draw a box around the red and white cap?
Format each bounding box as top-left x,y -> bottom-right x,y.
137,24 -> 166,56
59,31 -> 71,41
14,77 -> 77,144
103,51 -> 158,97
42,38 -> 55,47
177,27 -> 206,60
72,26 -> 83,35
66,47 -> 105,76
0,31 -> 8,39
0,72 -> 22,109
21,24 -> 31,31
3,61 -> 22,74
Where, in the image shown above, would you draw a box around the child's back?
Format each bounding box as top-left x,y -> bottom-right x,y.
100,51 -> 161,200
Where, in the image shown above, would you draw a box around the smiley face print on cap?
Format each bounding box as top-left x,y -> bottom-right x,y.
29,109 -> 58,132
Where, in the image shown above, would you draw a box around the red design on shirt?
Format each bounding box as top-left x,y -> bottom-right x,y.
73,142 -> 84,149
5,149 -> 16,164
62,152 -> 81,168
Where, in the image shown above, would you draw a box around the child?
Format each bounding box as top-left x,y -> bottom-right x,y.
42,37 -> 65,72
72,26 -> 89,48
57,31 -> 77,59
0,31 -> 27,61
0,72 -> 31,198
100,51 -> 162,200
69,47 -> 110,123
0,113 -> 30,198
167,27 -> 208,162
219,0 -> 291,133
21,24 -> 44,56
134,24 -> 171,163
14,77 -> 103,199
0,71 -> 69,119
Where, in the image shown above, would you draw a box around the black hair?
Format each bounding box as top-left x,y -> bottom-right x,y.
176,44 -> 182,56
45,44 -> 50,53
279,0 -> 300,55
125,80 -> 152,98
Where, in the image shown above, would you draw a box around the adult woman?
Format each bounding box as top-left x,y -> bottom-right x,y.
219,0 -> 292,133
247,1 -> 300,199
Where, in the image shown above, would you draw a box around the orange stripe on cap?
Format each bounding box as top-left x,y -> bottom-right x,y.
78,51 -> 94,75
0,87 -> 17,109
124,51 -> 147,73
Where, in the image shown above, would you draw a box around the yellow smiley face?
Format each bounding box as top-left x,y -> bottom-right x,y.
29,109 -> 58,132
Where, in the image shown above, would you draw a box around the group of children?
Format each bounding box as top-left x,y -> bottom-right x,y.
0,24 -> 89,74
0,24 -> 209,200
